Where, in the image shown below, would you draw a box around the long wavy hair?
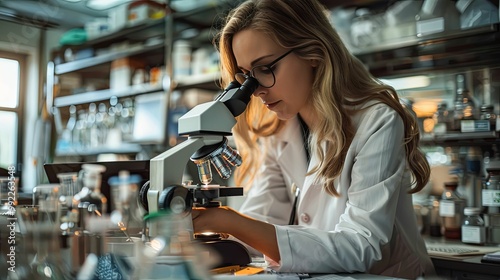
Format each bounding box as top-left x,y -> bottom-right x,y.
215,0 -> 430,196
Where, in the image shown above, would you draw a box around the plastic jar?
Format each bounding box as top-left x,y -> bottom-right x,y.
461,207 -> 486,245
173,40 -> 192,78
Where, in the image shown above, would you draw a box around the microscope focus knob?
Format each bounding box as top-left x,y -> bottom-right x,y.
158,185 -> 193,216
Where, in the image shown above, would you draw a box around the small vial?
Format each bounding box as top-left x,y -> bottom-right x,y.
461,207 -> 486,245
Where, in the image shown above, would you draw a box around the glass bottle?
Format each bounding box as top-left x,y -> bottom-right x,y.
433,102 -> 452,134
96,103 -> 108,145
57,172 -> 79,233
108,170 -> 144,240
461,207 -> 486,245
483,172 -> 500,214
137,211 -> 211,280
453,74 -> 477,131
428,195 -> 442,237
439,181 -> 466,239
74,164 -> 107,229
87,103 -> 99,148
480,104 -> 497,131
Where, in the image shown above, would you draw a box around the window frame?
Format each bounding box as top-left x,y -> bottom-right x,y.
0,50 -> 26,174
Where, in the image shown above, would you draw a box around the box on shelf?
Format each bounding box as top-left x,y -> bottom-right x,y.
110,58 -> 145,90
460,120 -> 490,132
127,0 -> 166,26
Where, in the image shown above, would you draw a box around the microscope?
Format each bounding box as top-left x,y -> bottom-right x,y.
140,77 -> 259,268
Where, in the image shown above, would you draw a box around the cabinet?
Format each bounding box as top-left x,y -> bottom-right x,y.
46,1 -> 242,159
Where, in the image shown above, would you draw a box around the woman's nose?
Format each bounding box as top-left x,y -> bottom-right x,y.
252,86 -> 267,97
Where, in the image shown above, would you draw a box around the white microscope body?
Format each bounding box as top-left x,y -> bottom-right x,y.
146,78 -> 258,237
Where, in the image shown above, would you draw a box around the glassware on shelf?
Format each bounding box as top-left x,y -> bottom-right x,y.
433,102 -> 453,134
480,104 -> 497,131
74,110 -> 88,149
461,207 -> 486,245
59,105 -> 77,151
439,181 -> 466,239
87,103 -> 100,148
120,98 -> 135,141
96,103 -> 109,146
429,195 -> 442,237
453,74 -> 477,131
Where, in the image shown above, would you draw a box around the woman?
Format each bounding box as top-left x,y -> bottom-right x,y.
192,0 -> 435,278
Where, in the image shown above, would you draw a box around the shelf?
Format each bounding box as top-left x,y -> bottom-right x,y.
355,23 -> 500,77
82,19 -> 166,48
174,72 -> 221,91
55,43 -> 165,75
54,83 -> 164,107
55,143 -> 142,157
420,131 -> 499,146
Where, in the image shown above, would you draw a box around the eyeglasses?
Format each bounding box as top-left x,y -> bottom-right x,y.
235,49 -> 293,88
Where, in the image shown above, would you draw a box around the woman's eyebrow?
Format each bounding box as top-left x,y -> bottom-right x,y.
238,53 -> 276,71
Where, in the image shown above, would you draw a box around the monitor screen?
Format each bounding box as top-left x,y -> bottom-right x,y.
44,160 -> 150,213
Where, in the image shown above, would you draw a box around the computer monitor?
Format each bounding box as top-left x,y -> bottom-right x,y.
44,160 -> 150,213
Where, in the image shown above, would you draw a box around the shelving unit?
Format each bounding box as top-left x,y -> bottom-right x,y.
53,83 -> 165,107
351,23 -> 500,148
47,1 -> 241,159
420,131 -> 499,147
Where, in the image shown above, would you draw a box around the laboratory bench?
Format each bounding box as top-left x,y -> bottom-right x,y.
10,194 -> 500,279
425,236 -> 500,279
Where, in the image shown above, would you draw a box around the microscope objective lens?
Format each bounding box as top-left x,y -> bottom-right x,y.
196,159 -> 213,185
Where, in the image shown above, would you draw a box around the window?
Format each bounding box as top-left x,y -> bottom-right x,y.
0,51 -> 25,173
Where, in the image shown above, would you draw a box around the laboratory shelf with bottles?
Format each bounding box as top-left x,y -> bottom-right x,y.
47,1 -> 241,159
335,4 -> 500,148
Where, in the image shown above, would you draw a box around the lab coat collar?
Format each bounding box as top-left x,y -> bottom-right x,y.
275,116 -> 309,189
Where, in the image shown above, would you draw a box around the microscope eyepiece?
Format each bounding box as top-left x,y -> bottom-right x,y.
216,77 -> 259,117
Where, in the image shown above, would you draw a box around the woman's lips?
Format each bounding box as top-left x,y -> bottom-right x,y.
265,100 -> 280,110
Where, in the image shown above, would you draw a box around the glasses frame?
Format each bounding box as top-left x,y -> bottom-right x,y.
235,49 -> 293,88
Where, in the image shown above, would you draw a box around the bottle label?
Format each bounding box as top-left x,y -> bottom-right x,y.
439,200 -> 456,217
462,226 -> 486,244
482,190 -> 500,206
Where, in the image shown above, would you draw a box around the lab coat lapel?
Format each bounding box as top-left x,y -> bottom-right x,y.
276,117 -> 309,189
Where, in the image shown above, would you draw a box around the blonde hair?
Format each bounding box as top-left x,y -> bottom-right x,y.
215,0 -> 430,196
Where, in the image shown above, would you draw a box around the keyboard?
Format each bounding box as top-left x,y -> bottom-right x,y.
426,244 -> 499,258
426,245 -> 479,255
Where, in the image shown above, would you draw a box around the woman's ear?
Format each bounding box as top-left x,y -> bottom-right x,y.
311,59 -> 319,67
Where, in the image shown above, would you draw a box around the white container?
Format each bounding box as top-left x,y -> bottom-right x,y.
461,207 -> 486,245
191,48 -> 210,75
173,40 -> 191,78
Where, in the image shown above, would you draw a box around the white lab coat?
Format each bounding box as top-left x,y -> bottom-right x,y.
238,102 -> 435,279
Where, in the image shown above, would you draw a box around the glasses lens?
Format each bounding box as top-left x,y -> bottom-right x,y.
253,66 -> 275,88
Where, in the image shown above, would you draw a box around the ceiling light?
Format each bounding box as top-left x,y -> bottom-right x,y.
380,75 -> 431,90
86,0 -> 127,10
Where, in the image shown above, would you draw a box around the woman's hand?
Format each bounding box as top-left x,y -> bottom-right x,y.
191,206 -> 236,235
191,206 -> 281,263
